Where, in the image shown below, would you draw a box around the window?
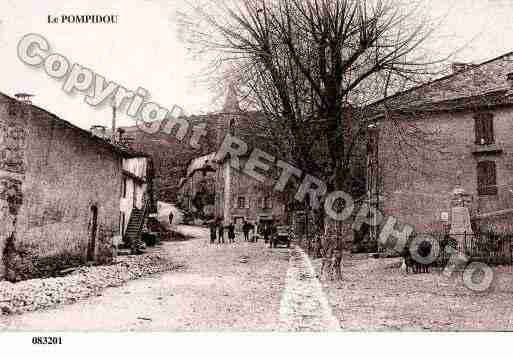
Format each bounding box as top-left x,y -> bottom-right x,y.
237,196 -> 246,209
367,126 -> 379,153
477,161 -> 497,195
229,118 -> 236,135
263,196 -> 272,209
7,102 -> 17,117
474,113 -> 494,145
352,165 -> 367,196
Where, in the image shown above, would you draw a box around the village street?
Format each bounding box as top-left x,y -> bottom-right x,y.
2,225 -> 513,331
0,226 -> 339,331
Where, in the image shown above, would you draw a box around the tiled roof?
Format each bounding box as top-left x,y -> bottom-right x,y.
366,51 -> 513,118
374,89 -> 513,117
0,92 -> 148,159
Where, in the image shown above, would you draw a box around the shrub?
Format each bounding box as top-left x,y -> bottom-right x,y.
2,235 -> 85,282
142,232 -> 159,247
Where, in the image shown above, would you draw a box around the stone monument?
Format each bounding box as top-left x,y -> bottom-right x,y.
449,171 -> 473,251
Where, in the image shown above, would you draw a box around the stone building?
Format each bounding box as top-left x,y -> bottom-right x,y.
366,51 -> 513,234
178,151 -> 289,232
119,114 -> 217,204
177,89 -> 288,232
119,155 -> 155,245
0,91 -> 153,281
89,123 -> 155,243
214,153 -> 288,232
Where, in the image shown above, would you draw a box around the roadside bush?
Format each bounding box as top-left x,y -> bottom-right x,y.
142,232 -> 159,247
3,236 -> 85,282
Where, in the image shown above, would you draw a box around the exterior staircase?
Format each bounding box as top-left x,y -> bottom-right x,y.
123,205 -> 147,252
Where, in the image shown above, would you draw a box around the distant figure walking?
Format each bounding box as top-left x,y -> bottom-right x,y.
168,211 -> 174,226
263,224 -> 271,244
267,224 -> 276,248
218,223 -> 225,244
227,222 -> 235,243
242,221 -> 252,242
209,222 -> 217,244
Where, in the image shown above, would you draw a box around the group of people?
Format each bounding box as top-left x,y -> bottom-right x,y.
209,221 -> 236,244
209,220 -> 256,244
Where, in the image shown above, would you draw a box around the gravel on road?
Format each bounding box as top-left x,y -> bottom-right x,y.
0,246 -> 180,317
318,253 -> 513,331
0,227 -> 291,331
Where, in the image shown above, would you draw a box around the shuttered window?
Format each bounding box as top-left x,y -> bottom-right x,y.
477,161 -> 497,195
367,127 -> 379,153
474,113 -> 494,145
237,196 -> 245,209
263,197 -> 272,209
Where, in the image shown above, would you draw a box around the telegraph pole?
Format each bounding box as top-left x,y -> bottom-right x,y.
111,101 -> 117,142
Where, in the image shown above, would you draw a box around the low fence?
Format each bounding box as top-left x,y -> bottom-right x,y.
294,228 -> 513,267
428,232 -> 513,266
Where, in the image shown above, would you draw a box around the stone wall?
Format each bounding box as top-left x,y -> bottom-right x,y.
0,94 -> 123,281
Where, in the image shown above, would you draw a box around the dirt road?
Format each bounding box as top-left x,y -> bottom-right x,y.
321,254 -> 513,330
0,226 -> 292,331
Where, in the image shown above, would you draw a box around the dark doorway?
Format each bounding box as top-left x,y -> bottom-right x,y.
121,212 -> 126,236
88,205 -> 98,262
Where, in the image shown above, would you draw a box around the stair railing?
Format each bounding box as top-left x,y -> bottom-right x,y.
133,197 -> 150,251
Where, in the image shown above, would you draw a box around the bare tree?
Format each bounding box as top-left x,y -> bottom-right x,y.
179,0 -> 449,196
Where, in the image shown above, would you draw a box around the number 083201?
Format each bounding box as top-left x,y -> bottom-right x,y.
32,336 -> 62,345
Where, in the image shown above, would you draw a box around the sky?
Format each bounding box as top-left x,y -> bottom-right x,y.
1,0 -> 513,130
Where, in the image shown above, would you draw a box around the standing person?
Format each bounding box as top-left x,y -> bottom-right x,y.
249,223 -> 258,242
168,211 -> 174,227
209,222 -> 217,244
249,222 -> 255,242
218,221 -> 225,244
263,224 -> 270,245
268,223 -> 277,248
242,220 -> 251,242
227,222 -> 235,244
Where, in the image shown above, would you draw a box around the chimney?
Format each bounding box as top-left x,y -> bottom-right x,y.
14,93 -> 34,104
90,125 -> 107,138
507,72 -> 513,88
451,62 -> 475,74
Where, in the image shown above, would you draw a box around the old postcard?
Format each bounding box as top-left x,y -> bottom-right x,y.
0,0 -> 512,356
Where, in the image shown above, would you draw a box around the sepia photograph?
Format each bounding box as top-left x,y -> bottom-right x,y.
0,0 -> 513,356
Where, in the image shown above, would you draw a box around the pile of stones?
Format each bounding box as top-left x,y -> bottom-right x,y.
0,252 -> 181,315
